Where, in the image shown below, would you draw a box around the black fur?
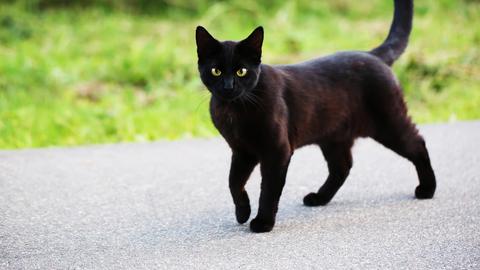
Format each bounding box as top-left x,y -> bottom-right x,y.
195,0 -> 436,233
370,0 -> 413,65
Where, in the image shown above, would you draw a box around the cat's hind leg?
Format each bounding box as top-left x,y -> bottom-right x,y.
372,120 -> 436,199
303,140 -> 353,206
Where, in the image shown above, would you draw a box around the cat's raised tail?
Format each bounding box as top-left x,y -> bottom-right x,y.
370,0 -> 413,66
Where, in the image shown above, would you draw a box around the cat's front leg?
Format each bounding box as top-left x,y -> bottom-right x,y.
229,151 -> 258,224
250,148 -> 291,233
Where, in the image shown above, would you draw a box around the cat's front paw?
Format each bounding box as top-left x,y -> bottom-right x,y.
303,192 -> 331,206
415,185 -> 435,199
235,204 -> 251,224
249,217 -> 274,233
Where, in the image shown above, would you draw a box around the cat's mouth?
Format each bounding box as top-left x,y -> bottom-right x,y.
212,90 -> 245,102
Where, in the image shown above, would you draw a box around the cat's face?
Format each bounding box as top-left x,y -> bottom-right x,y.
195,26 -> 263,101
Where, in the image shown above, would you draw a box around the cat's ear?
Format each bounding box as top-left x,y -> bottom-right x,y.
196,26 -> 221,62
238,26 -> 264,64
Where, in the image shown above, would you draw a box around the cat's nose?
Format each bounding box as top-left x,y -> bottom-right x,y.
224,78 -> 234,90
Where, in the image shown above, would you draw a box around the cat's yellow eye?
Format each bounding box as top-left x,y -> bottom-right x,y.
211,68 -> 222,76
236,68 -> 248,77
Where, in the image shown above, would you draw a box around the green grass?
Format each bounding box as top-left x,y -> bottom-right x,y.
0,0 -> 479,149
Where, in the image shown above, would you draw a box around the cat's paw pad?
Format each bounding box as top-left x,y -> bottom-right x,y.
303,192 -> 330,206
249,217 -> 274,233
235,205 -> 251,224
415,185 -> 435,199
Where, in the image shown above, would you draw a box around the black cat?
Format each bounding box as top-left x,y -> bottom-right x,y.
195,0 -> 436,233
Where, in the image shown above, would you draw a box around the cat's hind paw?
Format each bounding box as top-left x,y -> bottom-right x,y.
303,192 -> 331,206
235,205 -> 251,224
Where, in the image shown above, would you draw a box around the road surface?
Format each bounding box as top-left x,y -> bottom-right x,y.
1,121 -> 479,269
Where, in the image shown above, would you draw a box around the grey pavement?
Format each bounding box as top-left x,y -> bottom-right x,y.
1,121 -> 479,269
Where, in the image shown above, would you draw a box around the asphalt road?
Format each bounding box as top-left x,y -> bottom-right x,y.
1,121 -> 479,269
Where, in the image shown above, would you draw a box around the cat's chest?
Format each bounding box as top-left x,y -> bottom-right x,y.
210,106 -> 265,149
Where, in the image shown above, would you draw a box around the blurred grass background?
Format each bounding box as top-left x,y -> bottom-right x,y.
0,0 -> 479,149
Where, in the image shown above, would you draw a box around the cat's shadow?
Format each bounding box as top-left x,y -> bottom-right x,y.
135,192 -> 415,246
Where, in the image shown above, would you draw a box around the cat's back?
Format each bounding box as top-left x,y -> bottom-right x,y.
277,51 -> 392,79
269,51 -> 402,144
272,50 -> 399,102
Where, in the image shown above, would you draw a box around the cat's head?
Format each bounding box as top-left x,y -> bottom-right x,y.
195,26 -> 263,101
